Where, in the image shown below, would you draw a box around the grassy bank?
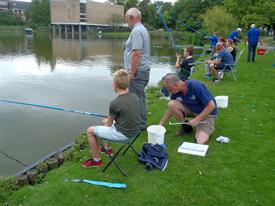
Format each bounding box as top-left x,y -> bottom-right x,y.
0,26 -> 49,34
89,31 -> 130,38
88,30 -> 205,45
1,45 -> 275,205
0,26 -> 25,32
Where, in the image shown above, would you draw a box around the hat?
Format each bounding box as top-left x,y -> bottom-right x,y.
237,28 -> 242,32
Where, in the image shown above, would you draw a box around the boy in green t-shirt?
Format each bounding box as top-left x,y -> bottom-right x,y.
81,69 -> 141,168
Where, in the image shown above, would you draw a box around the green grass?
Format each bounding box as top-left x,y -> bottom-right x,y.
89,31 -> 130,38
1,47 -> 275,206
0,26 -> 25,32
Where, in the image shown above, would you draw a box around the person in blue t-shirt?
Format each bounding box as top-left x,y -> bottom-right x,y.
207,42 -> 234,82
245,24 -> 263,62
207,32 -> 219,51
228,28 -> 242,45
159,74 -> 217,144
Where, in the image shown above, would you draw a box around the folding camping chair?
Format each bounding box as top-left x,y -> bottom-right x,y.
218,49 -> 244,81
218,63 -> 237,81
99,131 -> 142,176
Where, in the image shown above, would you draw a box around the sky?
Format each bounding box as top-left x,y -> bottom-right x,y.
17,0 -> 177,3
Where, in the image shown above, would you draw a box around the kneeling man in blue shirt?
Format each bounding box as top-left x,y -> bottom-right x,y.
159,74 -> 217,144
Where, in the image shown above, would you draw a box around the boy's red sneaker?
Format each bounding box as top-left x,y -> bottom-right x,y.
81,158 -> 103,168
99,147 -> 113,156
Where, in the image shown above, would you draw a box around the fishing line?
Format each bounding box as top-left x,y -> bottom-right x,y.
174,18 -> 208,38
0,149 -> 28,167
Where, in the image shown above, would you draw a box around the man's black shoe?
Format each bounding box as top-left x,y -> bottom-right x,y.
175,121 -> 193,137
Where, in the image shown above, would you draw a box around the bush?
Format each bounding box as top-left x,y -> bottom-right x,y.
0,11 -> 24,26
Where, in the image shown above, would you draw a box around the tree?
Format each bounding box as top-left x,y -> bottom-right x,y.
25,0 -> 50,27
0,11 -> 24,25
201,6 -> 237,37
109,14 -> 124,32
171,0 -> 223,31
138,0 -> 161,29
224,0 -> 275,32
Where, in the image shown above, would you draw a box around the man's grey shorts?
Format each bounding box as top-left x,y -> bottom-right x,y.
184,106 -> 215,136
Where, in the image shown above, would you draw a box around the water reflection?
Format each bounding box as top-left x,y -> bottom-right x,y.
0,33 -> 181,175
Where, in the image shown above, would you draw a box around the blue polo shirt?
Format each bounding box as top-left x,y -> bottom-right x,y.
228,31 -> 238,40
247,28 -> 260,45
171,80 -> 217,116
208,35 -> 219,47
217,48 -> 234,64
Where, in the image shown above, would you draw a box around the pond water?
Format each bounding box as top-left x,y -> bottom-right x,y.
0,32 -> 201,175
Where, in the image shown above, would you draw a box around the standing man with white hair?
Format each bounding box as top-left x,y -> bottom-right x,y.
245,24 -> 263,62
124,7 -> 151,131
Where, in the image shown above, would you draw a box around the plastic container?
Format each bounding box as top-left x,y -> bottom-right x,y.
147,125 -> 166,144
215,96 -> 229,108
257,48 -> 266,55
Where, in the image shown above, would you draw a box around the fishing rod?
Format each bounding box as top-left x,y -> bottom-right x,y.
189,61 -> 207,65
169,121 -> 206,125
0,99 -> 108,118
65,178 -> 127,189
155,2 -> 177,48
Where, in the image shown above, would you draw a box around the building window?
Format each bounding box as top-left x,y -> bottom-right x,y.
80,2 -> 86,22
80,3 -> 86,14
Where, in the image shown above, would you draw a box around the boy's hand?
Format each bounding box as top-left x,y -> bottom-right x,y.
102,118 -> 109,125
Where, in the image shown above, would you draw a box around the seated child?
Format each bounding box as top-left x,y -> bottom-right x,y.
160,47 -> 194,98
81,69 -> 141,167
175,46 -> 195,80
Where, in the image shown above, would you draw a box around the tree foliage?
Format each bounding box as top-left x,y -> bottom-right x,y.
109,13 -> 124,32
0,11 -> 24,25
201,6 -> 237,37
224,0 -> 275,30
170,0 -> 223,31
109,0 -> 139,14
25,0 -> 50,27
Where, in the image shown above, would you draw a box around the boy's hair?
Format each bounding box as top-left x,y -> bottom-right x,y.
113,69 -> 129,90
185,46 -> 193,56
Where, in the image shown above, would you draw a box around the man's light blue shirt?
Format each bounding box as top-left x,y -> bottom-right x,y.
124,22 -> 151,71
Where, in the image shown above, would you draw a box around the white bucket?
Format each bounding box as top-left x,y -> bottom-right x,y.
147,125 -> 166,144
215,96 -> 229,108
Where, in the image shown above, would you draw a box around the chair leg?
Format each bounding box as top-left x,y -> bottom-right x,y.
231,68 -> 237,81
100,141 -> 128,176
218,68 -> 226,80
122,132 -> 141,156
123,143 -> 138,156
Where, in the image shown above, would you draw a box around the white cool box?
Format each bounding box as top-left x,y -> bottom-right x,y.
215,96 -> 229,108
